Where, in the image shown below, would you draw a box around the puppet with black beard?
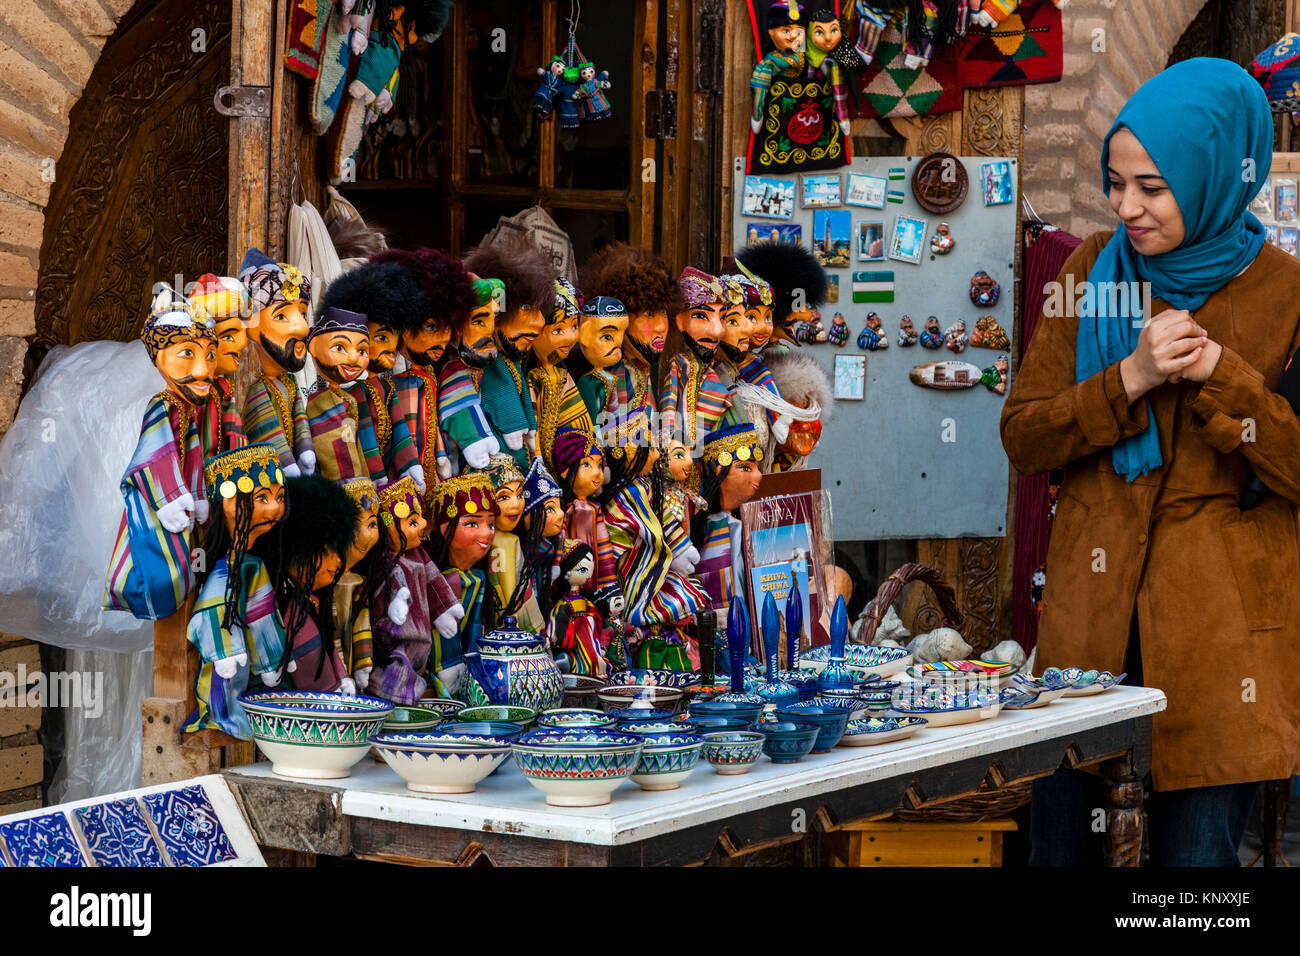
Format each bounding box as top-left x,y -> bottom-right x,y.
659,267 -> 733,468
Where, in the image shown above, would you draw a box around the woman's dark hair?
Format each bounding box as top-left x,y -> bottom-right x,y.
689,460 -> 730,552
598,443 -> 657,510
549,541 -> 595,607
195,491 -> 264,633
517,503 -> 561,619
430,514 -> 501,633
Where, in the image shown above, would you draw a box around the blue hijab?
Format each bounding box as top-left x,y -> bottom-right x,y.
1075,57 -> 1273,481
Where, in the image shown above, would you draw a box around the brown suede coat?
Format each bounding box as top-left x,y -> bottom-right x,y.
1001,230 -> 1300,791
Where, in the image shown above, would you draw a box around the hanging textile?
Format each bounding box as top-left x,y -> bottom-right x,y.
958,0 -> 1064,89
852,24 -> 963,119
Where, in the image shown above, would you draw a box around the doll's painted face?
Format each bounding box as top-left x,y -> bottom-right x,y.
386,505 -> 428,552
310,330 -> 369,385
627,310 -> 669,359
457,301 -> 499,362
540,497 -> 565,537
494,480 -> 525,533
156,336 -> 217,406
224,482 -> 286,547
367,322 -> 398,372
567,551 -> 596,586
810,18 -> 841,54
445,513 -> 496,570
785,412 -> 822,458
533,313 -> 580,367
346,505 -> 380,570
403,318 -> 452,367
675,303 -> 725,355
607,593 -> 625,617
769,23 -> 804,54
496,306 -> 545,360
572,453 -> 605,500
213,316 -> 247,377
550,60 -> 564,76
747,306 -> 774,351
666,441 -> 693,483
719,460 -> 763,512
300,549 -> 344,591
581,66 -> 595,82
721,303 -> 752,355
253,300 -> 310,373
578,312 -> 628,369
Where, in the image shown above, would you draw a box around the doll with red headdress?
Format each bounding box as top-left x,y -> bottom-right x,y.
547,539 -> 609,677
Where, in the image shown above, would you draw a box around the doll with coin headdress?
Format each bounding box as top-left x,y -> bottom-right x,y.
547,539 -> 609,677
239,248 -> 316,479
188,272 -> 251,449
464,240 -> 556,470
333,477 -> 382,691
716,259 -> 788,458
104,285 -> 221,620
437,275 -> 505,476
516,455 -> 568,620
305,306 -> 380,481
182,443 -> 289,739
529,278 -> 595,474
259,474 -> 358,693
599,406 -> 708,671
427,473 -> 500,698
369,475 -> 465,704
555,426 -> 616,590
483,454 -> 546,633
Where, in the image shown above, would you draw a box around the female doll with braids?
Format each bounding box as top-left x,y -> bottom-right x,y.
546,540 -> 609,677
554,426 -> 616,589
183,443 -> 289,739
483,454 -> 545,632
515,455 -> 568,621
333,478 -> 383,692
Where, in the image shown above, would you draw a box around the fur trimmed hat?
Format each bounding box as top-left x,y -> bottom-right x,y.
580,242 -> 685,317
735,243 -> 827,329
319,261 -> 430,334
368,247 -> 476,330
765,351 -> 834,424
463,239 -> 556,315
279,474 -> 360,573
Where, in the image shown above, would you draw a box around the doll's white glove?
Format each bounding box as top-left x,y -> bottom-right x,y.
409,465 -> 427,497
751,116 -> 762,133
287,659 -> 298,674
260,668 -> 282,688
352,667 -> 372,691
350,27 -> 369,56
214,653 -> 247,680
193,498 -> 210,526
463,436 -> 496,469
975,10 -> 998,28
434,602 -> 465,640
671,543 -> 701,576
158,493 -> 197,535
437,456 -> 453,480
388,586 -> 412,626
338,677 -> 357,696
437,662 -> 467,696
839,119 -> 852,138
299,450 -> 317,475
375,89 -> 393,114
283,462 -> 302,479
503,429 -> 526,452
772,414 -> 792,446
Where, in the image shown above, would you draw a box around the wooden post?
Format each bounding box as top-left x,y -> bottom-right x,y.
1101,753 -> 1144,867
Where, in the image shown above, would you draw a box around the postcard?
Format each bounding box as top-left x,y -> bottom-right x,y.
889,214 -> 927,265
858,221 -> 886,261
981,160 -> 1014,206
813,208 -> 852,268
845,173 -> 887,209
742,174 -> 796,219
745,222 -> 802,246
802,174 -> 841,207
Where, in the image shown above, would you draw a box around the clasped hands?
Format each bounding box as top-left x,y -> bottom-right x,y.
1119,309 -> 1223,404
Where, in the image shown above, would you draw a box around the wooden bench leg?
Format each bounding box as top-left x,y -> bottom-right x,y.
1102,754 -> 1143,867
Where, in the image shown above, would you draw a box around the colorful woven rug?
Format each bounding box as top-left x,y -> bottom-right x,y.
958,1 -> 1064,89
852,25 -> 963,119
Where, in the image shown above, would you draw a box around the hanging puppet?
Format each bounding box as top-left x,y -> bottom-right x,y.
188,273 -> 249,448
529,278 -> 595,477
182,443 -> 288,739
437,276 -> 506,475
806,8 -> 855,135
546,540 -> 609,677
305,306 -> 379,480
534,55 -> 567,119
572,60 -> 613,122
332,4 -> 404,183
239,248 -> 316,479
333,477 -> 382,692
104,286 -> 219,620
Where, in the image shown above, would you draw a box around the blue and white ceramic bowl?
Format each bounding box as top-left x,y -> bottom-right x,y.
371,731 -> 512,793
701,731 -> 766,774
536,708 -> 617,729
240,689 -> 393,780
759,721 -> 820,764
511,728 -> 644,806
608,708 -> 678,725
437,720 -> 526,743
801,644 -> 913,679
623,723 -> 705,790
839,716 -> 928,746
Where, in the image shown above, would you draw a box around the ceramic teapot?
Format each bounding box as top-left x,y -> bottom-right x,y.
463,616 -> 565,711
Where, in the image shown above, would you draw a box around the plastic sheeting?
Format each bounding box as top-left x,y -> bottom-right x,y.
0,341 -> 157,652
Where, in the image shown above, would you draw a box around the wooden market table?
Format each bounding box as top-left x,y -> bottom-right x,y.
223,686 -> 1166,867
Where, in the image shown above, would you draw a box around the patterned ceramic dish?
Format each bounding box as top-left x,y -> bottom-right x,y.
838,716 -> 929,746
457,705 -> 538,729
606,669 -> 698,689
998,687 -> 1044,710
416,696 -> 468,718
688,699 -> 764,726
623,723 -> 706,790
801,645 -> 913,679
511,728 -> 644,806
906,659 -> 1019,689
701,731 -> 766,774
857,689 -> 896,713
535,708 -> 617,729
889,687 -> 1002,728
775,704 -> 850,753
561,674 -> 606,708
372,705 -> 442,760
239,690 -> 394,780
608,707 -> 677,724
810,688 -> 868,719
437,720 -> 526,743
371,731 -> 512,794
758,721 -> 820,764
1063,670 -> 1126,697
1007,675 -> 1070,705
596,685 -> 685,714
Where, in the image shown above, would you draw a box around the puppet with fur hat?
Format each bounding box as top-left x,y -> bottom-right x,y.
462,239 -> 557,470
735,241 -> 828,345
764,349 -> 834,470
577,242 -> 684,419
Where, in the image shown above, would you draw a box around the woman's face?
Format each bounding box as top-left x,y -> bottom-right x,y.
567,553 -> 595,586
572,453 -> 605,500
494,480 -> 525,533
346,506 -> 380,570
302,549 -> 343,591
1106,128 -> 1186,256
719,460 -> 763,512
446,513 -> 496,570
541,497 -> 565,537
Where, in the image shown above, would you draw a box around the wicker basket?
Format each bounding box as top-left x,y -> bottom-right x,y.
862,564 -> 1032,823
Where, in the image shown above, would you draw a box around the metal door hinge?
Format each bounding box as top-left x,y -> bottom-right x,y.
644,89 -> 677,140
214,85 -> 271,117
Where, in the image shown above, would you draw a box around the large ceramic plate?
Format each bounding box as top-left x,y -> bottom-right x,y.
838,716 -> 928,746
906,659 -> 1019,686
800,645 -> 913,679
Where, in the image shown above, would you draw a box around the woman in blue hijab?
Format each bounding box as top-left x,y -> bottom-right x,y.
1002,58 -> 1300,867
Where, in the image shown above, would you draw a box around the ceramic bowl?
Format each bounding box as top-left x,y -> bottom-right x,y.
806,690 -> 867,719
535,707 -> 617,729
688,699 -> 764,726
758,720 -> 820,764
561,674 -> 606,709
371,731 -> 512,793
889,685 -> 1002,728
240,690 -> 394,780
1063,670 -> 1126,697
1008,675 -> 1070,705
776,704 -> 850,753
437,720 -> 526,743
690,715 -> 754,734
372,705 -> 443,760
838,716 -> 929,746
998,687 -> 1044,710
511,728 -> 644,807
608,707 -> 677,725
596,685 -> 685,714
456,705 -> 538,729
623,723 -> 705,791
702,731 -> 766,774
801,645 -> 913,679
605,668 -> 698,690
857,689 -> 896,713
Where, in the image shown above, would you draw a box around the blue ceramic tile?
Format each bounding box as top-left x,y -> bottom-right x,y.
142,785 -> 235,867
74,800 -> 165,868
0,812 -> 85,867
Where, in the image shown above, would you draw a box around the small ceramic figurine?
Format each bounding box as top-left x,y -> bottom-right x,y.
517,455 -> 567,620
183,444 -> 288,739
369,475 -> 465,704
556,427 -> 615,589
546,539 -> 609,677
305,306 -> 376,481
239,248 -> 315,479
857,312 -> 889,350
792,312 -> 828,344
897,314 -> 919,347
944,319 -> 970,354
981,355 -> 1010,396
969,269 -> 1001,307
970,315 -> 1011,350
909,359 -> 984,389
920,315 -> 944,349
572,60 -> 612,121
827,311 -> 850,345
930,222 -> 955,255
437,274 -> 504,475
529,278 -> 594,476
334,477 -> 381,692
